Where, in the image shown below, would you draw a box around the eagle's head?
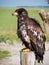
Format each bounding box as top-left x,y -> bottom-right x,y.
12,8 -> 28,20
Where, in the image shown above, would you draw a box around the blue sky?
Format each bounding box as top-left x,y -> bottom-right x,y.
0,0 -> 49,7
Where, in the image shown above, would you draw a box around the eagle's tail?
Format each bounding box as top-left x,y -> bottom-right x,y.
30,39 -> 45,63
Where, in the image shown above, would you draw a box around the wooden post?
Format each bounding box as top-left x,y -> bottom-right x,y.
43,22 -> 49,35
20,48 -> 35,65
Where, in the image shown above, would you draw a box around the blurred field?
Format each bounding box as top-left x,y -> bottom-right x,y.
0,50 -> 10,59
0,7 -> 49,41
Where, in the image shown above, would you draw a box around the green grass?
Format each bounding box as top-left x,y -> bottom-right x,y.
0,7 -> 49,42
0,33 -> 21,43
0,50 -> 10,59
46,34 -> 49,41
0,8 -> 17,32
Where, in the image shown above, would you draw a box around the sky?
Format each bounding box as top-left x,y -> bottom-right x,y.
0,0 -> 49,7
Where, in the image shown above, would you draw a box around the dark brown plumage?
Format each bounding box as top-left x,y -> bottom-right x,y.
12,8 -> 46,63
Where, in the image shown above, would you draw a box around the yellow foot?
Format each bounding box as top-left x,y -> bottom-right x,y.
21,48 -> 30,52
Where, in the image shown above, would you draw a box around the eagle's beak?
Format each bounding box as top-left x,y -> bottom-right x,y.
12,12 -> 18,16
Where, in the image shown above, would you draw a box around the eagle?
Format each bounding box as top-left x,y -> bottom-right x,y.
12,8 -> 46,63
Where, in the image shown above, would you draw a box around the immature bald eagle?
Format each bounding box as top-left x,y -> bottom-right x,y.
12,8 -> 46,63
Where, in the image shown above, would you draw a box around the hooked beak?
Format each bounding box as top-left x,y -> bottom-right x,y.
12,12 -> 18,16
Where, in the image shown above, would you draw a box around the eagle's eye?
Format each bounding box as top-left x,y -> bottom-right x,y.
22,12 -> 28,16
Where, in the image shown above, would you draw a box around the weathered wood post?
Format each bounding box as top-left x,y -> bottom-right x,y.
39,10 -> 49,35
20,48 -> 35,65
43,22 -> 49,34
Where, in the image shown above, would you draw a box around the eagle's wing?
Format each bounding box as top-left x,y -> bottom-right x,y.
20,25 -> 30,43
